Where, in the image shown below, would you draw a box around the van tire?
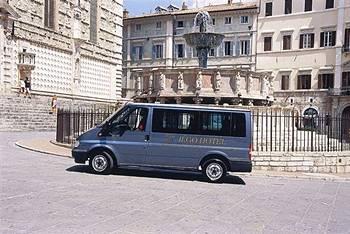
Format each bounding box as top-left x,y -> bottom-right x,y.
202,159 -> 227,183
89,151 -> 113,175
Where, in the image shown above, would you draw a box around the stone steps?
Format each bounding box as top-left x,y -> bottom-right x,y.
0,94 -> 57,131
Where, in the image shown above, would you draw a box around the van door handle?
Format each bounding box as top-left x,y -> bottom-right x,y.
145,135 -> 150,142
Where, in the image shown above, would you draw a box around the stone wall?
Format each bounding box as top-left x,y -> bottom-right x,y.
253,151 -> 350,174
0,93 -> 116,131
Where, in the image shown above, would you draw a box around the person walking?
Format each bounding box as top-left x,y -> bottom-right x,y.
24,77 -> 31,98
18,79 -> 25,96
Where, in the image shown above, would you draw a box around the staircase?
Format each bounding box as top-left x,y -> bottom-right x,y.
0,94 -> 56,131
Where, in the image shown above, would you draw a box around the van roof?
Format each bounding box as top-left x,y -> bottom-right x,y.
127,103 -> 251,112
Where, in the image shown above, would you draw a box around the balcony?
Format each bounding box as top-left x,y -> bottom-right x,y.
329,87 -> 350,96
18,52 -> 36,70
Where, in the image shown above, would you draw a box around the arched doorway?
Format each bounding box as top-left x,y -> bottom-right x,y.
303,107 -> 318,130
342,106 -> 350,142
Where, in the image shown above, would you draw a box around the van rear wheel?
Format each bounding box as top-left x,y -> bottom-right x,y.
89,151 -> 113,174
203,159 -> 226,183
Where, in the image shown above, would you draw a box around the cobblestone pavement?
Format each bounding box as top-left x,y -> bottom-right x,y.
1,132 -> 350,234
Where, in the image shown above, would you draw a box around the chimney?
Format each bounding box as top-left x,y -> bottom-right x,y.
228,0 -> 233,4
123,9 -> 129,18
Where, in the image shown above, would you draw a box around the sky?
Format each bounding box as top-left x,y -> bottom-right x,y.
124,0 -> 253,16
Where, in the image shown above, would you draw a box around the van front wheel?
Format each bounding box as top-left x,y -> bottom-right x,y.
203,159 -> 226,183
89,151 -> 113,174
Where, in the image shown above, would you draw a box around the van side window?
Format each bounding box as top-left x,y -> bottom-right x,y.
111,107 -> 148,131
152,109 -> 198,134
200,112 -> 231,136
232,113 -> 246,137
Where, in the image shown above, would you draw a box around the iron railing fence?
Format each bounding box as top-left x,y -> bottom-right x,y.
252,110 -> 350,152
56,108 -> 115,145
56,107 -> 350,152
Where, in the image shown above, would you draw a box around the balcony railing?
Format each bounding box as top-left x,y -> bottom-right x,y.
18,52 -> 36,68
329,87 -> 350,96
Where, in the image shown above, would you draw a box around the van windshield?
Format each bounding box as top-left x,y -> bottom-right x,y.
100,105 -> 129,126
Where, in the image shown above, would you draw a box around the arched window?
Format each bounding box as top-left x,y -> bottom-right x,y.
303,108 -> 318,129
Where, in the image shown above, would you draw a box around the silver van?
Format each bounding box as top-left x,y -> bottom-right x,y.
72,103 -> 252,182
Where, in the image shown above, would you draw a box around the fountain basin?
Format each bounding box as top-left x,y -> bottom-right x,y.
184,32 -> 225,49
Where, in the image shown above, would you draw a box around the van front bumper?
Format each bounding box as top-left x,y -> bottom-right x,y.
72,148 -> 89,164
229,160 -> 252,172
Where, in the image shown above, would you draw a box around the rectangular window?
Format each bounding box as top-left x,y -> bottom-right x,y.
240,16 -> 248,24
240,40 -> 250,55
200,112 -> 231,136
153,44 -> 163,59
264,37 -> 272,51
285,0 -> 292,14
283,35 -> 291,50
299,33 -> 314,49
345,28 -> 350,52
89,0 -> 97,43
281,75 -> 290,90
212,18 -> 215,25
231,113 -> 246,137
192,48 -> 198,57
152,109 -> 198,134
177,21 -> 184,28
176,44 -> 184,58
44,0 -> 56,29
342,72 -> 350,88
156,21 -> 162,29
265,2 -> 272,16
318,73 -> 334,89
320,31 -> 336,47
305,0 -> 312,12
209,48 -> 215,57
297,74 -> 311,89
326,0 -> 334,9
225,17 -> 232,24
224,41 -> 232,56
132,46 -> 143,60
135,24 -> 141,31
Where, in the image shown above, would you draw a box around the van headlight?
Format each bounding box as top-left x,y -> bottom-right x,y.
74,140 -> 80,148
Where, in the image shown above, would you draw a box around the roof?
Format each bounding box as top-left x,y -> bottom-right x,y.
125,2 -> 257,20
0,1 -> 20,19
127,103 -> 251,113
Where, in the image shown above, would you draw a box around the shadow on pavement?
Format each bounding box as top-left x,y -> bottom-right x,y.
66,165 -> 246,185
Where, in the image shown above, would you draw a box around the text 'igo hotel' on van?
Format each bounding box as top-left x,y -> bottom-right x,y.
122,0 -> 350,118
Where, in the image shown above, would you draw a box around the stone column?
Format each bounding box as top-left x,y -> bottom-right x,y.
247,73 -> 253,95
165,19 -> 173,67
177,72 -> 184,93
148,74 -> 153,95
136,74 -> 142,95
72,3 -> 83,96
214,71 -> 221,92
196,71 -> 203,93
334,0 -> 345,92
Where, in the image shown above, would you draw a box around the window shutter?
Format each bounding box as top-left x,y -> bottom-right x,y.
232,42 -> 236,56
152,45 -> 156,59
175,45 -> 178,58
318,74 -> 322,89
139,46 -> 143,60
49,0 -> 55,29
230,41 -> 234,56
247,40 -> 251,55
218,43 -> 224,57
44,0 -> 49,27
236,41 -> 240,56
311,34 -> 314,48
90,0 -> 98,43
299,35 -> 303,49
131,47 -> 136,61
332,31 -> 336,46
320,32 -> 324,47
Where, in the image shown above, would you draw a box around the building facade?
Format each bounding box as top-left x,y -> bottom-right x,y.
0,0 -> 123,103
257,0 -> 350,117
123,2 -> 259,99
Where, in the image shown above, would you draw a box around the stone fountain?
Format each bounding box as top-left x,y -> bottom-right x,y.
184,11 -> 224,68
132,11 -> 274,106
